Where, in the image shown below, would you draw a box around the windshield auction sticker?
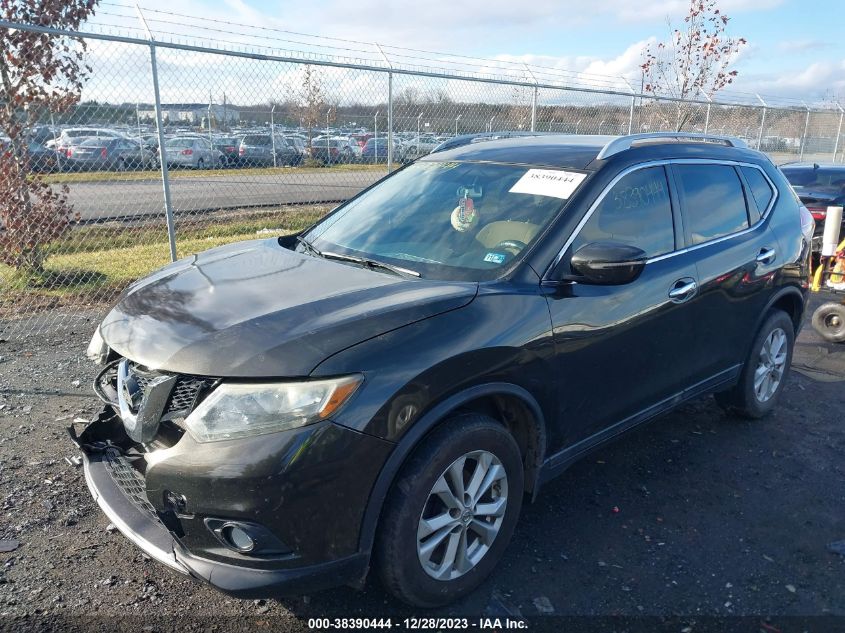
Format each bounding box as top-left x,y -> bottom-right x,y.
509,169 -> 587,199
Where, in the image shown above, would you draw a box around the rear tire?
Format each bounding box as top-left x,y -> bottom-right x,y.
811,302 -> 845,343
374,414 -> 523,607
714,310 -> 794,418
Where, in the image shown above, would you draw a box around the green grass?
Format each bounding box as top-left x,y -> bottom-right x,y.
0,205 -> 330,315
41,163 -> 389,185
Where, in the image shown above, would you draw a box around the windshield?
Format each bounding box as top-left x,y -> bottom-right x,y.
304,161 -> 587,281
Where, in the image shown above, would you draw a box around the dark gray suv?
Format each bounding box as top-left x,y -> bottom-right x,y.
74,133 -> 812,607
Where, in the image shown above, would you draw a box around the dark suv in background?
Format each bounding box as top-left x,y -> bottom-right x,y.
74,133 -> 811,607
780,163 -> 845,252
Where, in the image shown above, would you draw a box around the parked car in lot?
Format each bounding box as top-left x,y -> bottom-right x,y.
75,132 -> 809,607
61,137 -> 156,171
26,141 -> 62,172
360,137 -> 404,163
164,137 -> 222,169
238,133 -> 300,167
47,127 -> 125,151
780,163 -> 845,252
309,136 -> 358,164
212,136 -> 242,167
403,134 -> 440,161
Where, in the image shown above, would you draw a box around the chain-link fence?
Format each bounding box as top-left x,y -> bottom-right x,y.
2,17 -> 844,340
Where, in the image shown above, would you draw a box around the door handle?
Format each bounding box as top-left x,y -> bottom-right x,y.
668,278 -> 697,301
756,247 -> 776,265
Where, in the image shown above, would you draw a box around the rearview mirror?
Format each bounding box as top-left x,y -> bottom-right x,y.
569,241 -> 648,285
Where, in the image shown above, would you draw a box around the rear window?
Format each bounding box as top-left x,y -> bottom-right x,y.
740,166 -> 775,220
781,167 -> 845,193
675,164 -> 748,245
241,135 -> 270,145
166,138 -> 194,149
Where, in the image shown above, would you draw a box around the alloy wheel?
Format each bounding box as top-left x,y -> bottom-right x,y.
416,450 -> 508,581
754,327 -> 787,402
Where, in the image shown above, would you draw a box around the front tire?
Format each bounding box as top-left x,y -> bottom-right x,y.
715,310 -> 794,418
374,414 -> 523,607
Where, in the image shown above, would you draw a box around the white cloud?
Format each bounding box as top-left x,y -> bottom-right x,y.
777,39 -> 831,53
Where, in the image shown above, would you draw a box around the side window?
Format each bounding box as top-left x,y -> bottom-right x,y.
740,166 -> 774,221
571,166 -> 675,258
674,164 -> 748,245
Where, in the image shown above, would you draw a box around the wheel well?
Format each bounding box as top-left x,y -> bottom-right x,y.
453,394 -> 546,495
771,292 -> 803,334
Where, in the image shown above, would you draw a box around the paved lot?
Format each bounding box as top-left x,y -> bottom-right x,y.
0,298 -> 843,631
62,169 -> 384,221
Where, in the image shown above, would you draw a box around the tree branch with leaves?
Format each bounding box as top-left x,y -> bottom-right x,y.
640,0 -> 746,131
0,0 -> 98,275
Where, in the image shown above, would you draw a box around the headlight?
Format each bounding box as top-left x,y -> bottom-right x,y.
184,375 -> 363,443
86,327 -> 109,365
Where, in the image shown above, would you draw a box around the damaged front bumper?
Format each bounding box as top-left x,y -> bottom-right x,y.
68,407 -> 385,598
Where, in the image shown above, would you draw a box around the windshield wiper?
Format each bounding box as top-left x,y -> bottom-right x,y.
321,251 -> 421,278
296,235 -> 322,258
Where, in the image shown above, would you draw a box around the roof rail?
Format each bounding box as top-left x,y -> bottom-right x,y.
596,132 -> 748,160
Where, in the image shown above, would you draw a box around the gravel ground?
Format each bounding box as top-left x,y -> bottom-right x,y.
0,299 -> 843,632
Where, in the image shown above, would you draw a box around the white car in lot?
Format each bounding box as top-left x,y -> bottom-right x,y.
164,137 -> 223,169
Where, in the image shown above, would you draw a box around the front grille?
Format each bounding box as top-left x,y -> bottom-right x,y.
103,447 -> 160,523
129,363 -> 214,418
97,361 -> 215,420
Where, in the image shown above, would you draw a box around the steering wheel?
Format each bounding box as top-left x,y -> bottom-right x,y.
493,239 -> 528,256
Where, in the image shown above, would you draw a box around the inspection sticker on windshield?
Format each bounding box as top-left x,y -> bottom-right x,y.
483,252 -> 506,264
509,169 -> 586,199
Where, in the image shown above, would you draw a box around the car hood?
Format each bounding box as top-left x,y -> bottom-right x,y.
99,239 -> 477,377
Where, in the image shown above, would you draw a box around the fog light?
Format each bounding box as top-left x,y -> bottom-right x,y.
204,518 -> 291,556
223,524 -> 255,552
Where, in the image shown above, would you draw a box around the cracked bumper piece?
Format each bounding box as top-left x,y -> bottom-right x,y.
81,450 -> 370,597
72,408 -> 391,598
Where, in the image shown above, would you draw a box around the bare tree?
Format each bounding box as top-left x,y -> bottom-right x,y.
640,0 -> 746,131
298,64 -> 325,147
0,0 -> 98,275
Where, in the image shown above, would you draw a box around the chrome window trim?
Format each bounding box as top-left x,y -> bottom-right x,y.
545,158 -> 779,276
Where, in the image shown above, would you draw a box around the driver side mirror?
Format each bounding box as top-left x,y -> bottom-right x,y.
568,241 -> 648,285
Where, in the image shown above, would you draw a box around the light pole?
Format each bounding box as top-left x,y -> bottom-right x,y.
374,110 -> 379,163
455,114 -> 462,136
270,104 -> 277,168
598,119 -> 605,134
489,115 -> 496,133
575,118 -> 582,134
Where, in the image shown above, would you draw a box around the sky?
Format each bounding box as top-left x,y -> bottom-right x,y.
83,0 -> 845,105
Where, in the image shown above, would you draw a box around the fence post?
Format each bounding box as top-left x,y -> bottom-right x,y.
799,104 -> 811,161
387,72 -> 393,173
834,104 -> 844,163
375,43 -> 393,173
136,5 -> 178,262
755,94 -> 767,151
523,64 -> 538,133
621,79 -> 635,135
699,88 -> 712,134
